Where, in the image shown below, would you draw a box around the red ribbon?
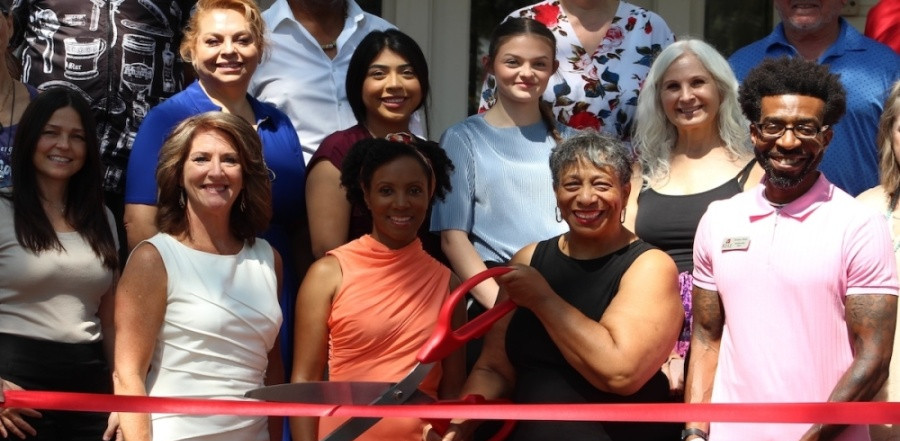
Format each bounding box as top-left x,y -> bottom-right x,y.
4,391 -> 900,424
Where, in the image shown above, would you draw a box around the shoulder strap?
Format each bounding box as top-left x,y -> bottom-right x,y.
735,159 -> 757,187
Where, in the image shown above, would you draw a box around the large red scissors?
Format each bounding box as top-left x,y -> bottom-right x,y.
246,266 -> 517,441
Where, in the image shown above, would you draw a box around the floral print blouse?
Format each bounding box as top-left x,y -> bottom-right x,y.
480,0 -> 674,142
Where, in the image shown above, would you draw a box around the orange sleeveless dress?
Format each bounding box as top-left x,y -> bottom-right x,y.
321,235 -> 451,440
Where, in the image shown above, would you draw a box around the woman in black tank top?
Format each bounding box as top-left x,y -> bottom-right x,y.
628,39 -> 763,395
427,131 -> 683,441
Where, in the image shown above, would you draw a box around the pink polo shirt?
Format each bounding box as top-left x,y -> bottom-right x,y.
693,174 -> 898,441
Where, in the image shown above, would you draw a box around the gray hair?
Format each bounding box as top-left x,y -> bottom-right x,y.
632,38 -> 751,185
550,130 -> 633,187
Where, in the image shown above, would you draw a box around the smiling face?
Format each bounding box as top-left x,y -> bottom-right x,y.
660,53 -> 721,134
191,8 -> 259,91
488,34 -> 556,107
33,106 -> 86,185
774,0 -> 846,34
363,155 -> 432,250
182,128 -> 244,215
361,48 -> 423,135
555,158 -> 629,236
752,94 -> 831,204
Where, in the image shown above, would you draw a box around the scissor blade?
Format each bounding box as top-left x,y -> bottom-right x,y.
320,362 -> 436,441
244,381 -> 394,404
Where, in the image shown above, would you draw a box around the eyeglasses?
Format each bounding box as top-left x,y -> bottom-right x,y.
753,122 -> 829,141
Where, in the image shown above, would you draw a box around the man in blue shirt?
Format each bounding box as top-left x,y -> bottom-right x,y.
729,0 -> 900,196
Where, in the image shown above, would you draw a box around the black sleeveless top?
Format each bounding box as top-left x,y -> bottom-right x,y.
503,237 -> 678,441
635,160 -> 756,273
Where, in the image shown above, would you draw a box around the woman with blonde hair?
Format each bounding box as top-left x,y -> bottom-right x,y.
857,80 -> 900,441
123,0 -> 307,379
627,38 -> 762,394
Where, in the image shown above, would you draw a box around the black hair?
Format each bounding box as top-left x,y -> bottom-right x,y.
738,56 -> 846,126
487,17 -> 561,143
6,87 -> 118,270
346,29 -> 430,127
340,138 -> 453,209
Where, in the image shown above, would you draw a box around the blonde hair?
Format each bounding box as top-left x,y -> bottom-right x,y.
878,81 -> 900,203
633,39 -> 751,184
180,0 -> 267,63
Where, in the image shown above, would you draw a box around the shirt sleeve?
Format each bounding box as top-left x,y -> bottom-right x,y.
844,209 -> 900,296
124,107 -> 174,205
430,125 -> 476,233
692,202 -> 718,292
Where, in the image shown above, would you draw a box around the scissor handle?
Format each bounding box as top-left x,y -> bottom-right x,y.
417,266 -> 514,364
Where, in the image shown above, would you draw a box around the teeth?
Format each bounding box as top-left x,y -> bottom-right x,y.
48,155 -> 71,163
574,211 -> 600,220
773,156 -> 804,166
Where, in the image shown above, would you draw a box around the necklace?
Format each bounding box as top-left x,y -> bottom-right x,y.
319,41 -> 337,51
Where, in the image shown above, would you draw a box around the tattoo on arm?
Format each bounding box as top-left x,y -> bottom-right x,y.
692,287 -> 724,345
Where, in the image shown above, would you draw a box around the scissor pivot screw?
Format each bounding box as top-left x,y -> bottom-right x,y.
392,390 -> 404,400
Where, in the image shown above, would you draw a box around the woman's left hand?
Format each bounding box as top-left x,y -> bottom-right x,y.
0,380 -> 42,439
496,264 -> 555,310
103,412 -> 123,441
660,354 -> 685,395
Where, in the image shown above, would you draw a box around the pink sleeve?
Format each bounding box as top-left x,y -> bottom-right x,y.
692,203 -> 717,292
844,210 -> 899,296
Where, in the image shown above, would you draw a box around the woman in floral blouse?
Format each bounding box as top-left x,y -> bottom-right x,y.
480,0 -> 674,143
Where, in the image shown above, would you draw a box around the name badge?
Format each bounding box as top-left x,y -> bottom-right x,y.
721,237 -> 750,251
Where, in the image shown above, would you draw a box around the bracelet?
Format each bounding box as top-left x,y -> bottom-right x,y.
681,427 -> 709,441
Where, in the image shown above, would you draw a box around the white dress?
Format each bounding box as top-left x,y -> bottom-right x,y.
144,233 -> 282,441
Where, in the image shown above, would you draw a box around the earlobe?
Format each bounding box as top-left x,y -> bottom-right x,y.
482,55 -> 493,75
821,128 -> 834,147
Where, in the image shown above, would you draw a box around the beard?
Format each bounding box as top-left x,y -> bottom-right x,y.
754,148 -> 820,190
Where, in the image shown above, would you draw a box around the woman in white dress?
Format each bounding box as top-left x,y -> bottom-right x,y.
113,112 -> 283,441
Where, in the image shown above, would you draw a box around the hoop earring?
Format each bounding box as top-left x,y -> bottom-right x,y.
240,192 -> 247,212
620,206 -> 626,224
555,206 -> 562,223
178,189 -> 186,208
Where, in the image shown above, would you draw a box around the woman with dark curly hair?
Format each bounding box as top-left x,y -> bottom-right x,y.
291,138 -> 461,441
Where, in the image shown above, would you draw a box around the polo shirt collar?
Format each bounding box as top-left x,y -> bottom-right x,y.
765,18 -> 863,60
749,173 -> 832,221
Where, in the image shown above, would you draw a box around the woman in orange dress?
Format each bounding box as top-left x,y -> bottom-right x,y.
290,137 -> 462,441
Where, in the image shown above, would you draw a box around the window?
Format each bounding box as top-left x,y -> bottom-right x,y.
705,0 -> 772,57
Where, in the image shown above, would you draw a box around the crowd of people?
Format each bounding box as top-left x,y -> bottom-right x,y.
1,0 -> 900,441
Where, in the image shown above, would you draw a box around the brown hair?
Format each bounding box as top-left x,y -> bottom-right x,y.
155,112 -> 271,243
487,17 -> 561,143
878,81 -> 900,204
180,0 -> 267,63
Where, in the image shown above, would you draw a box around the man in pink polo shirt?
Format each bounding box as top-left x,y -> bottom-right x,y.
683,57 -> 899,441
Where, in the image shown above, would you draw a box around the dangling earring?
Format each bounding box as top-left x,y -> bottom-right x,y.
240,192 -> 247,212
555,206 -> 563,223
620,206 -> 627,224
178,189 -> 185,208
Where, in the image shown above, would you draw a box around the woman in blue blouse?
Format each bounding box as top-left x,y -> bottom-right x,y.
122,0 -> 306,381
